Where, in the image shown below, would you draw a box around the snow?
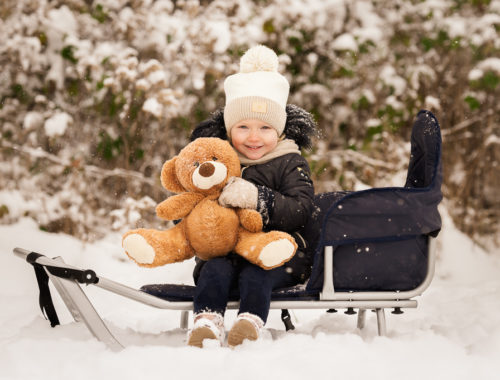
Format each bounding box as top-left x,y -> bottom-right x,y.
1,206 -> 500,380
43,112 -> 73,137
469,57 -> 500,81
332,33 -> 358,51
478,57 -> 500,72
142,97 -> 163,118
379,66 -> 407,96
23,111 -> 44,130
444,16 -> 467,38
207,21 -> 232,54
1,0 -> 500,376
424,95 -> 441,111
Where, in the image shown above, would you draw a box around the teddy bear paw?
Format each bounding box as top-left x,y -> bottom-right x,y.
258,239 -> 295,268
123,233 -> 155,264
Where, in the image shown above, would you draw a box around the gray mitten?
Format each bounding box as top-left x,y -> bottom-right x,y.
219,177 -> 258,209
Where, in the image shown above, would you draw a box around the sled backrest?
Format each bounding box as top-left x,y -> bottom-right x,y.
304,110 -> 442,291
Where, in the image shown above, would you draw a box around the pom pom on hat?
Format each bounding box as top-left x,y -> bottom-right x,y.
240,45 -> 279,73
224,45 -> 289,137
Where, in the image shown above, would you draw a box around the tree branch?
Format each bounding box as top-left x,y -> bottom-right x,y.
1,140 -> 160,188
441,116 -> 482,137
327,149 -> 401,171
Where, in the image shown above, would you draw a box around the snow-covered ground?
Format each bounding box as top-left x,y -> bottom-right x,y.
1,206 -> 499,380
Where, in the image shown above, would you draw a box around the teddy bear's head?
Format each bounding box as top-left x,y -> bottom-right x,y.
160,137 -> 240,195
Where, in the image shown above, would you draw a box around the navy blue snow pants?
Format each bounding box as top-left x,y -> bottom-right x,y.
193,254 -> 298,323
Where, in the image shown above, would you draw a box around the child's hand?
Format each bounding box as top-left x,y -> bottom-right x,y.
219,177 -> 258,209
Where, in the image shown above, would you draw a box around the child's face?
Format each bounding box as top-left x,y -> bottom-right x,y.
230,119 -> 279,160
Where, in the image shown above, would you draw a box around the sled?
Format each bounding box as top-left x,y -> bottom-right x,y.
13,110 -> 442,351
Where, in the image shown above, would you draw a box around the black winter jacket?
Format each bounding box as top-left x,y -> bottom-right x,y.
191,104 -> 318,283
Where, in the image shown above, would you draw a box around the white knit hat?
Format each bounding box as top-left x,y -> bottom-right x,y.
223,45 -> 290,136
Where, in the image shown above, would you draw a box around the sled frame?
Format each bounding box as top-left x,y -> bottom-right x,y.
13,238 -> 435,350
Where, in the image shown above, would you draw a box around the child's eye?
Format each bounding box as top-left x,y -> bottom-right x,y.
261,125 -> 272,130
237,125 -> 248,129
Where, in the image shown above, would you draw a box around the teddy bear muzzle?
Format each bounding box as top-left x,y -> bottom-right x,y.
192,161 -> 228,190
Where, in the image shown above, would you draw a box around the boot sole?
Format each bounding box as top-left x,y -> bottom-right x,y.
187,326 -> 218,348
228,319 -> 258,347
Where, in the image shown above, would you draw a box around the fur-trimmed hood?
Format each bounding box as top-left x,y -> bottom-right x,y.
190,104 -> 318,150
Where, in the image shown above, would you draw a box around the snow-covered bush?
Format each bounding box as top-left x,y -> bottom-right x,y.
0,0 -> 498,248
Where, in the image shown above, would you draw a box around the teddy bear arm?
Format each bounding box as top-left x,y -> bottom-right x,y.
156,193 -> 205,220
236,208 -> 263,233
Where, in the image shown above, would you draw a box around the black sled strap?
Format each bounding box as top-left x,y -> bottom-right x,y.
27,253 -> 60,327
26,252 -> 99,328
281,309 -> 295,331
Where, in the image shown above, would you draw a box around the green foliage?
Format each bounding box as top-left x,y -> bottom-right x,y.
352,95 -> 371,111
175,116 -> 191,132
0,204 -> 8,218
339,122 -> 348,135
364,125 -> 383,145
95,91 -> 126,118
131,147 -> 144,162
2,0 -> 499,243
307,157 -> 328,179
61,45 -> 78,64
470,42 -> 500,62
91,4 -> 109,23
96,75 -> 107,90
471,71 -> 500,91
333,66 -> 354,78
308,107 -> 321,125
10,84 -> 30,104
464,95 -> 481,110
96,132 -> 123,161
421,30 -> 461,52
227,45 -> 248,58
128,92 -> 144,122
288,36 -> 303,54
263,19 -> 275,34
66,78 -> 80,97
1,129 -> 13,139
453,0 -> 491,8
358,40 -> 376,54
288,29 -> 314,54
377,105 -> 405,132
37,31 -> 47,46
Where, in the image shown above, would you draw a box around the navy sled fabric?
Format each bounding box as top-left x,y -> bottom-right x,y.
305,110 -> 442,292
140,283 -> 319,302
141,110 -> 442,301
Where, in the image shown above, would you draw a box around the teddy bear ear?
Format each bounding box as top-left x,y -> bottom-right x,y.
160,157 -> 185,193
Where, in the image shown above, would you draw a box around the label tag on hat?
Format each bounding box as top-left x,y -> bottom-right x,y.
252,101 -> 267,113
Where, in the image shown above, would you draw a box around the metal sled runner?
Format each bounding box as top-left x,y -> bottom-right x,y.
13,110 -> 442,351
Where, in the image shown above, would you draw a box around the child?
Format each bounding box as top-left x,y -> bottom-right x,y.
187,45 -> 317,347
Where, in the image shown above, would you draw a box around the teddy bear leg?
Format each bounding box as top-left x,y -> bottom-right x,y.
236,208 -> 263,233
122,222 -> 194,267
234,228 -> 298,270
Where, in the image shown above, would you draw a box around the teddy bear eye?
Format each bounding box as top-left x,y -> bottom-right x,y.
212,157 -> 218,161
193,161 -> 200,167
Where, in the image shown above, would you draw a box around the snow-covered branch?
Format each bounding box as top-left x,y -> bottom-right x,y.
1,140 -> 159,188
334,149 -> 401,171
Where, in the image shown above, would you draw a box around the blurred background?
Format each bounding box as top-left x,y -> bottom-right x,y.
0,0 -> 498,251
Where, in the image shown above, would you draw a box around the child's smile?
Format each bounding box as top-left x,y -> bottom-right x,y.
230,119 -> 279,160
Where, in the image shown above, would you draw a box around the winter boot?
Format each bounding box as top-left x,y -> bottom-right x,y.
227,312 -> 264,347
187,312 -> 225,348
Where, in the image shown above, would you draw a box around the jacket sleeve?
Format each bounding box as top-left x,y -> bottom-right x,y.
256,156 -> 314,232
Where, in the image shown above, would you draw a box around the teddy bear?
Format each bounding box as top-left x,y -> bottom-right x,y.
122,137 -> 298,270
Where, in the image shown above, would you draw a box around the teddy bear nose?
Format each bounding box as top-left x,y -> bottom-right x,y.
198,162 -> 215,177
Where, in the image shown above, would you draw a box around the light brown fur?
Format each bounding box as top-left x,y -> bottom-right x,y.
122,137 -> 297,270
